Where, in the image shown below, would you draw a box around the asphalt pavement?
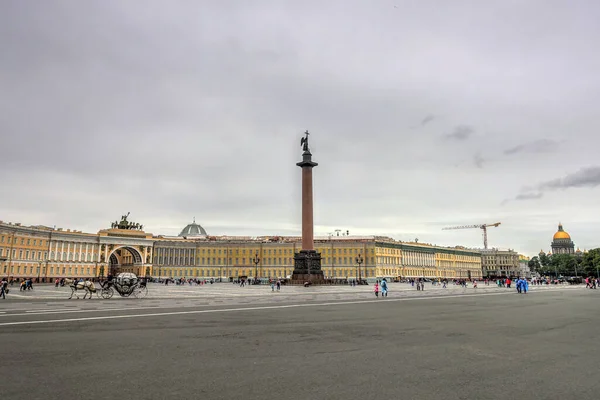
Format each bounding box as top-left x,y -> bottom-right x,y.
0,286 -> 598,400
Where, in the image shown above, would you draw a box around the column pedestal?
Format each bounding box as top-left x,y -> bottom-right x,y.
291,250 -> 324,284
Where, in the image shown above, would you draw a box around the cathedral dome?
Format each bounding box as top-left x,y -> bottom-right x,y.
553,223 -> 571,240
178,219 -> 207,237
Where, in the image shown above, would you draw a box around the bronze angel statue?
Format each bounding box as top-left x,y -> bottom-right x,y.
300,130 -> 310,152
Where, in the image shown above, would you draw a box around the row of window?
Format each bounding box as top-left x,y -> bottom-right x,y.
0,235 -> 47,247
153,256 -> 378,267
3,265 -> 94,276
0,248 -> 48,261
156,267 -> 376,278
155,247 -> 374,257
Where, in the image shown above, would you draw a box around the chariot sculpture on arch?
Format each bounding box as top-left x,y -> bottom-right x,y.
110,212 -> 143,230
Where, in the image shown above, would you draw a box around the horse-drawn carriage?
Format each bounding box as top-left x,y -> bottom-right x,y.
98,272 -> 148,299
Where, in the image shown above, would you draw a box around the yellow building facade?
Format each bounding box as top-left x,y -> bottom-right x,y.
152,235 -> 482,280
1,219 -> 483,281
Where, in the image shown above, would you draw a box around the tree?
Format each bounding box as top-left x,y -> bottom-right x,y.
581,248 -> 600,277
549,254 -> 576,276
528,256 -> 541,272
539,253 -> 550,267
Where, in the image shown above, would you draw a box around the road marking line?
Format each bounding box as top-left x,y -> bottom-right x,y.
0,290 -> 568,327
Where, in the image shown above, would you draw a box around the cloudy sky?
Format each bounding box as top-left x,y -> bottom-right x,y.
2,0 -> 599,256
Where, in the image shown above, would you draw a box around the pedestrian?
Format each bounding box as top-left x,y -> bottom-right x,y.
381,278 -> 388,297
271,281 -> 275,292
374,282 -> 379,297
0,278 -> 8,299
276,280 -> 281,291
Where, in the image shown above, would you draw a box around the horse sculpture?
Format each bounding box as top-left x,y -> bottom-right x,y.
64,278 -> 97,299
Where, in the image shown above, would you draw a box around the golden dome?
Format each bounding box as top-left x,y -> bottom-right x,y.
553,223 -> 571,240
553,231 -> 571,240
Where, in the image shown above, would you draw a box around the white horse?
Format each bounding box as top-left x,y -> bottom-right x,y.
64,278 -> 97,299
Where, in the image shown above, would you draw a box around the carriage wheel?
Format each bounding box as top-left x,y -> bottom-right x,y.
98,287 -> 114,299
133,285 -> 148,299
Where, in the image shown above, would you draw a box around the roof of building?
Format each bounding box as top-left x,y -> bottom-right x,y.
553,223 -> 571,240
178,218 -> 207,237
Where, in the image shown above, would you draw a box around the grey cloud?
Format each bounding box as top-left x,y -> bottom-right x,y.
516,192 -> 544,201
504,139 -> 560,155
445,125 -> 474,141
421,114 -> 435,126
501,192 -> 543,205
538,166 -> 600,190
1,0 -> 600,256
507,166 -> 600,204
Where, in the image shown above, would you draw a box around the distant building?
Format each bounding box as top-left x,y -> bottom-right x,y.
551,223 -> 575,254
0,219 -> 484,281
518,254 -> 531,278
480,248 -> 520,277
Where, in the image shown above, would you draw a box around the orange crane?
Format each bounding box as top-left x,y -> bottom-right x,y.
442,222 -> 501,249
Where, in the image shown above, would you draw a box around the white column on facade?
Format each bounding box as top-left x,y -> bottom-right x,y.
60,241 -> 65,261
85,243 -> 89,262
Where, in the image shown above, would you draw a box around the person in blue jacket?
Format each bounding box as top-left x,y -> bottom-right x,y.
381,278 -> 388,297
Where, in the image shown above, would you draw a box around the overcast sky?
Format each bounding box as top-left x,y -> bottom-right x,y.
2,0 -> 599,256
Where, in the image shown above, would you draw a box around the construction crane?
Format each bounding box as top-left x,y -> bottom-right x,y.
442,222 -> 501,249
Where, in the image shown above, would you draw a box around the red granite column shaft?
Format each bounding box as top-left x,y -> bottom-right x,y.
302,166 -> 314,251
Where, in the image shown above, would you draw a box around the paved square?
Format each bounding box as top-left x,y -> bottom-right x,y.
0,284 -> 596,400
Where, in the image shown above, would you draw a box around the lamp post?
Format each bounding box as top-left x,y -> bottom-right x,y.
252,252 -> 260,283
355,253 -> 363,283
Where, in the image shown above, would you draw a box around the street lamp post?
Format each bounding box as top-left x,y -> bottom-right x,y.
253,252 -> 260,284
355,254 -> 364,283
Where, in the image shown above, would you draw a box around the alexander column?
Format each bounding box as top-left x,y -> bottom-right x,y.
292,130 -> 324,283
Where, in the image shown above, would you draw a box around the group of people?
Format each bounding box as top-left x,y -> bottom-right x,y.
20,278 -> 34,291
515,277 -> 529,294
585,277 -> 598,289
373,279 -> 389,297
270,280 -> 282,291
